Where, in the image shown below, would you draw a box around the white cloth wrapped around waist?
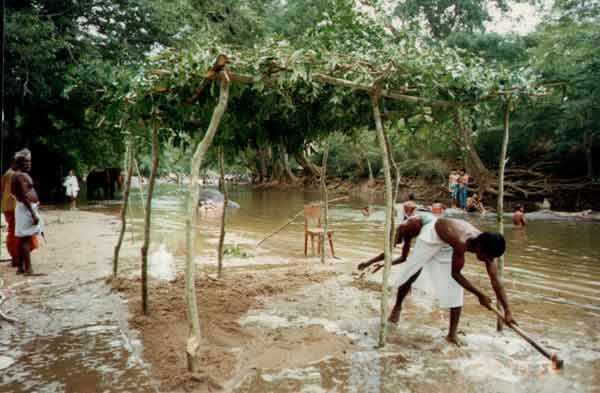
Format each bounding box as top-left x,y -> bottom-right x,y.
15,201 -> 43,237
390,218 -> 463,308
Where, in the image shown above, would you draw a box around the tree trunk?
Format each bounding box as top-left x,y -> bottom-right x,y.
584,130 -> 593,179
113,141 -> 134,279
453,109 -> 492,196
186,78 -> 230,373
496,98 -> 511,332
372,94 -> 394,348
141,124 -> 160,315
280,143 -> 298,183
366,155 -> 374,183
258,147 -> 268,183
217,147 -> 227,279
294,151 -> 321,179
320,142 -> 329,264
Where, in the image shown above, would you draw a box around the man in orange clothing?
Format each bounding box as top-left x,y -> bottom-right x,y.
1,159 -> 19,267
12,149 -> 42,275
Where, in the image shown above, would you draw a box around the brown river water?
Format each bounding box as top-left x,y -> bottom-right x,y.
1,184 -> 599,392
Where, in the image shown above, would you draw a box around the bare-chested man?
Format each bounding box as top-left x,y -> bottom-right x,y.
11,149 -> 42,275
358,215 -> 513,345
513,205 -> 526,226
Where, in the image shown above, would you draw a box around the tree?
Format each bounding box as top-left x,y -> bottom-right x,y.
393,0 -> 511,39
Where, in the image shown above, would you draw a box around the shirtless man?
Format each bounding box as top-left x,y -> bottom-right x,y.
358,216 -> 513,345
513,205 -> 526,226
1,160 -> 19,267
11,149 -> 42,275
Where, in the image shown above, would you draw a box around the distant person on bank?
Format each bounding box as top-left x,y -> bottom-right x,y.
1,159 -> 20,267
11,149 -> 43,275
448,170 -> 459,207
358,216 -> 512,345
457,169 -> 469,209
63,169 -> 80,210
466,193 -> 486,214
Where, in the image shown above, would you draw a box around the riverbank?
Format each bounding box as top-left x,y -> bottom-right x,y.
0,209 -> 156,392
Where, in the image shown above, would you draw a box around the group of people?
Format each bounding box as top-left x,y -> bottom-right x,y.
1,149 -> 43,275
449,169 -> 486,213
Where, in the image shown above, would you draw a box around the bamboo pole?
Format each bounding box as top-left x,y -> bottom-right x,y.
320,142 -> 329,263
372,93 -> 394,348
496,97 -> 511,331
217,147 -> 227,278
113,141 -> 135,279
141,123 -> 160,314
186,76 -> 230,372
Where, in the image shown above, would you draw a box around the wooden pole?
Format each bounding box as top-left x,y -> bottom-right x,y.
141,123 -> 160,314
186,76 -> 230,372
113,141 -> 134,278
320,142 -> 329,263
372,93 -> 394,348
217,147 -> 227,278
496,97 -> 511,331
134,158 -> 147,217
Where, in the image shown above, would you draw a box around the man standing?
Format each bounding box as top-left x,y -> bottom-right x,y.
1,159 -> 19,267
358,215 -> 513,345
11,149 -> 42,275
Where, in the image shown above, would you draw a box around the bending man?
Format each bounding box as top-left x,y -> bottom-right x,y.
358,215 -> 513,345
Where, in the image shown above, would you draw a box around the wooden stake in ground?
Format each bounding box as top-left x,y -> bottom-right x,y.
134,158 -> 147,217
320,142 -> 330,264
113,141 -> 135,279
496,97 -> 511,331
217,147 -> 227,278
141,123 -> 160,314
372,93 -> 395,348
186,72 -> 230,373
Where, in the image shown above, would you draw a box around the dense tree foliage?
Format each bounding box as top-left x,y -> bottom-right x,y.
3,0 -> 598,205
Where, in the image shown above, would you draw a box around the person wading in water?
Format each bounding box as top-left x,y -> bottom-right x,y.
358,216 -> 513,345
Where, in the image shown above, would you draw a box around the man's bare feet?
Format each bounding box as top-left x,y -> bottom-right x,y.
445,335 -> 466,347
388,308 -> 400,324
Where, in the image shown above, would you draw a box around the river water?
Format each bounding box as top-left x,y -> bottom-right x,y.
2,184 -> 599,392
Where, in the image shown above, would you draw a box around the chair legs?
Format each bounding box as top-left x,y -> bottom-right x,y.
305,232 -> 335,258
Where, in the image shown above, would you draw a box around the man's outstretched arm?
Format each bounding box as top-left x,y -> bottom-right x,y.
450,252 -> 491,308
357,218 -> 422,271
485,260 -> 514,324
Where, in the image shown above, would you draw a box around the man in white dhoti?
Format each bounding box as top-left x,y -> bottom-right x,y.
358,215 -> 513,345
63,170 -> 80,210
11,149 -> 42,275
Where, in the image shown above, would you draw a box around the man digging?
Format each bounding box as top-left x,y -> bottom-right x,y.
358,215 -> 514,345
